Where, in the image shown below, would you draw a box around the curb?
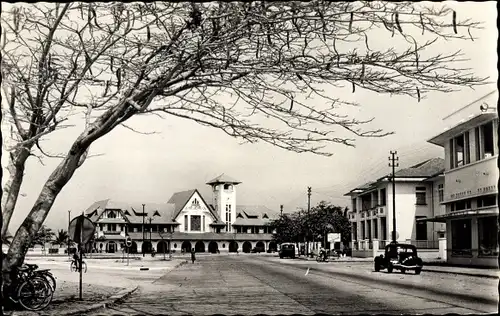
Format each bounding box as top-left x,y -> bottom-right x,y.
58,285 -> 139,316
295,257 -> 498,279
9,286 -> 139,316
422,268 -> 499,279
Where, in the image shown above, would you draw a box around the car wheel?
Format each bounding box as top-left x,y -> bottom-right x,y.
415,268 -> 421,275
387,264 -> 393,273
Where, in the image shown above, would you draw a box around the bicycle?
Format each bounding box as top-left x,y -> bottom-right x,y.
316,255 -> 329,263
4,266 -> 54,311
70,259 -> 87,273
20,263 -> 57,292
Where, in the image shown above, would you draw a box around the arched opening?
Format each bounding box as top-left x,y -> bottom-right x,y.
242,241 -> 252,253
228,241 -> 238,252
208,241 -> 218,254
256,241 -> 265,253
181,241 -> 192,253
268,241 -> 278,253
157,240 -> 169,254
106,241 -> 117,253
142,241 -> 153,254
195,241 -> 205,253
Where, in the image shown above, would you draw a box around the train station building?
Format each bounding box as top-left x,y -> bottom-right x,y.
84,174 -> 279,254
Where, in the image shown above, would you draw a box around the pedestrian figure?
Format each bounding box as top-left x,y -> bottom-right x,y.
191,248 -> 196,264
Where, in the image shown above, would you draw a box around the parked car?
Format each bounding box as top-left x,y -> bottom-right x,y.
374,243 -> 423,274
251,246 -> 265,253
279,243 -> 296,259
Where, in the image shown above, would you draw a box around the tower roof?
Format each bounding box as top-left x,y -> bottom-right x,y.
206,173 -> 241,185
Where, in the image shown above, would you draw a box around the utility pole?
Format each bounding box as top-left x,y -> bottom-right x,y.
307,187 -> 311,256
389,151 -> 399,244
142,204 -> 145,257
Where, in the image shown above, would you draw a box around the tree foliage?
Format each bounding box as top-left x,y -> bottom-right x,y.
51,229 -> 70,247
0,1 -> 487,278
29,225 -> 55,247
270,201 -> 351,245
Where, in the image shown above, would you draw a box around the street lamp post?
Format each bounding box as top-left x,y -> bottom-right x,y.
68,210 -> 71,258
142,204 -> 145,257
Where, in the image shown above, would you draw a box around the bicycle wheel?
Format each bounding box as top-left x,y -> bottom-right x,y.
17,277 -> 53,311
70,261 -> 77,272
39,272 -> 56,292
81,261 -> 87,273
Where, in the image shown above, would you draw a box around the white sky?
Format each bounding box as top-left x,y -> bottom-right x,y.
2,1 -> 498,232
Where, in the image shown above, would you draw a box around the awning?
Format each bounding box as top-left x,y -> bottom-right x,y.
417,209 -> 499,223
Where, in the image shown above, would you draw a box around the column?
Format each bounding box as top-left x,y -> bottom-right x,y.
438,237 -> 447,261
372,239 -> 379,258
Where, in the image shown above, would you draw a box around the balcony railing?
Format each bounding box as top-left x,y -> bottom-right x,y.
410,240 -> 439,249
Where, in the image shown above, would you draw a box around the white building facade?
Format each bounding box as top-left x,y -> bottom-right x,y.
85,174 -> 280,255
424,90 -> 498,267
346,158 -> 445,258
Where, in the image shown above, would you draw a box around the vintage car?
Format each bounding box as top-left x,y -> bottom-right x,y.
374,243 -> 423,274
279,243 -> 296,259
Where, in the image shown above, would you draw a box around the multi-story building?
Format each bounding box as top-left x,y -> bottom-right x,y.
85,174 -> 279,254
423,90 -> 498,267
345,158 -> 445,257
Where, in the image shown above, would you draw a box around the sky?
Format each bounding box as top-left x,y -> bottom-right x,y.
2,1 -> 498,233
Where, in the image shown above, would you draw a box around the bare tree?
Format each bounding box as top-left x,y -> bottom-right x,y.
1,1 -> 487,280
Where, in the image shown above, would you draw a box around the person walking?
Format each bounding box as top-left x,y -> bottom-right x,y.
191,248 -> 196,264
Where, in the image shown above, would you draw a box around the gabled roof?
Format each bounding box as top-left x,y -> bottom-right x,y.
232,205 -> 279,226
168,189 -> 197,218
168,189 -> 222,223
344,158 -> 445,196
393,158 -> 445,178
206,173 -> 241,185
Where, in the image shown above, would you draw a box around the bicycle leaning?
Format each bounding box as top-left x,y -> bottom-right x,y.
3,264 -> 55,311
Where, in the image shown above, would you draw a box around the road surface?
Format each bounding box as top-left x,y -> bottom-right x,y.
90,255 -> 498,315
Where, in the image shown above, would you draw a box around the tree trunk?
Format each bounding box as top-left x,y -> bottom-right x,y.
2,142 -> 86,284
1,147 -> 31,237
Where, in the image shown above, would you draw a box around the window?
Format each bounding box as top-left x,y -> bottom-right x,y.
352,222 -> 358,241
99,224 -> 103,231
380,188 -> 387,206
367,221 -> 372,240
352,199 -> 357,212
191,215 -> 201,231
191,198 -> 200,208
108,211 -> 116,219
475,126 -> 481,160
415,217 -> 427,240
224,184 -> 232,190
380,217 -> 387,240
361,221 -> 366,239
372,219 -> 378,239
477,195 -> 497,208
184,215 -> 188,231
481,121 -> 494,158
451,199 -> 472,212
202,216 -> 205,232
451,219 -> 472,256
438,184 -> 444,202
478,216 -> 499,257
416,187 -> 427,205
450,132 -> 471,168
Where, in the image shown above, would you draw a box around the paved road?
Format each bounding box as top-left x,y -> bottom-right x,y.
90,255 -> 498,315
